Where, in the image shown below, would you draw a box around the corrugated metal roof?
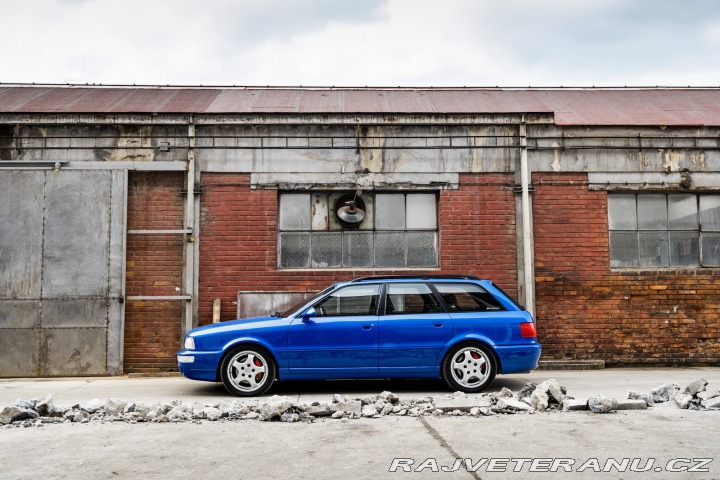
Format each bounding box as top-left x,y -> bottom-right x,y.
2,85 -> 720,126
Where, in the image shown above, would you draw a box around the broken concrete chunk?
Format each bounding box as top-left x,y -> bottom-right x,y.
104,399 -> 127,416
79,398 -> 107,414
1,406 -> 37,425
683,378 -> 708,396
588,395 -> 617,413
615,399 -> 648,410
536,379 -> 565,404
496,398 -> 534,412
34,395 -> 55,416
627,390 -> 655,407
490,388 -> 514,403
702,397 -> 720,409
517,382 -> 536,400
562,398 -> 588,411
305,404 -> 331,417
674,393 -> 694,409
697,390 -> 720,401
379,391 -> 400,404
203,407 -> 223,421
329,400 -> 362,415
530,389 -> 549,412
361,405 -> 378,417
360,394 -> 379,406
650,384 -> 680,403
258,397 -> 294,421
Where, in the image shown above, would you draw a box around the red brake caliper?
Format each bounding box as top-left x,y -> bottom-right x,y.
470,351 -> 480,359
254,357 -> 264,381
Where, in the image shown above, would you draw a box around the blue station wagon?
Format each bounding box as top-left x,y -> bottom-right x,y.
177,275 -> 541,396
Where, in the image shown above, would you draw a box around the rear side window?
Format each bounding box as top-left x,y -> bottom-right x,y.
434,283 -> 505,312
385,283 -> 441,315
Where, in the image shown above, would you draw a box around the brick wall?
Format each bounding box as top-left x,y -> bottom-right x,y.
198,173 -> 520,325
124,171 -> 185,373
533,172 -> 720,365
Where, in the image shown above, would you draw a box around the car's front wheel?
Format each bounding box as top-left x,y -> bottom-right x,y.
442,343 -> 496,393
220,346 -> 276,396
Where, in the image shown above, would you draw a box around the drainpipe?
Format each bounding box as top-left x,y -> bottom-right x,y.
519,119 -> 535,317
183,117 -> 196,337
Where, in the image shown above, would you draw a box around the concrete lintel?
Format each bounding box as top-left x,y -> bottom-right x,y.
250,172 -> 460,189
588,172 -> 720,189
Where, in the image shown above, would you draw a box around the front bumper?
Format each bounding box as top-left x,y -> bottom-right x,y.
176,349 -> 222,382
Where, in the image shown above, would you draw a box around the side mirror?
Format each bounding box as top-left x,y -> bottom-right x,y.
301,307 -> 317,323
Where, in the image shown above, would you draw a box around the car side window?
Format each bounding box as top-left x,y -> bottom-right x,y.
434,283 -> 505,312
385,283 -> 441,315
313,284 -> 380,317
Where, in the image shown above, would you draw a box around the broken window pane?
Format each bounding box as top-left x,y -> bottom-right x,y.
637,195 -> 667,230
310,233 -> 341,268
406,194 -> 437,229
668,195 -> 698,230
279,232 -> 310,268
669,231 -> 699,266
342,232 -> 373,267
375,194 -> 406,229
639,232 -> 669,267
700,196 -> 720,231
375,232 -> 406,267
311,193 -> 329,231
608,195 -> 637,230
279,193 -> 311,230
610,232 -> 639,268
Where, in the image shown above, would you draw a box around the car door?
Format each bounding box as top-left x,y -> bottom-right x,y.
287,283 -> 380,374
379,282 -> 453,373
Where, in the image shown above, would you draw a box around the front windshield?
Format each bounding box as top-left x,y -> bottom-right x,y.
277,285 -> 336,317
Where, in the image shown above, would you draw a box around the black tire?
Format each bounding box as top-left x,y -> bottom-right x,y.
220,345 -> 276,397
442,343 -> 497,393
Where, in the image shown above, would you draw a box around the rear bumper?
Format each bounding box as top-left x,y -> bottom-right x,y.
496,344 -> 542,374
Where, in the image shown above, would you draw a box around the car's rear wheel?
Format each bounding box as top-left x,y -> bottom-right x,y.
442,343 -> 496,393
220,346 -> 276,397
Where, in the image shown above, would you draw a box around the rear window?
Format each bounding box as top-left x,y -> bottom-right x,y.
433,283 -> 505,312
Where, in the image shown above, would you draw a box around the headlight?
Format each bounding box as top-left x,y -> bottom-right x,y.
184,336 -> 196,350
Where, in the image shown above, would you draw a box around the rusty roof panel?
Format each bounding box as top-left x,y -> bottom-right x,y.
342,90 -> 389,112
296,90 -> 344,112
159,88 -> 221,112
205,89 -> 262,112
250,89 -> 301,111
2,86 -> 720,126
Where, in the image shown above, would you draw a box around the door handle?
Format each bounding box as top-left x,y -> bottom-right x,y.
362,324 -> 373,330
433,323 -> 443,327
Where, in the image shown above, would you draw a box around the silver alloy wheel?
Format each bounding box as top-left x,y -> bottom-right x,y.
449,346 -> 491,389
226,349 -> 269,393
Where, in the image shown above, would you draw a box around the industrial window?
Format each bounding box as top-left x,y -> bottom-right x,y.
278,192 -> 438,269
608,193 -> 720,268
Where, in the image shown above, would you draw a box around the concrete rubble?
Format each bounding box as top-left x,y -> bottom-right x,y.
2,378 -> 719,429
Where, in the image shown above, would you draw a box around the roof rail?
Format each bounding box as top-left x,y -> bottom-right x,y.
351,274 -> 480,282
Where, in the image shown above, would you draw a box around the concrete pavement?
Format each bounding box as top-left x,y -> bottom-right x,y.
2,367 -> 720,406
2,368 -> 720,480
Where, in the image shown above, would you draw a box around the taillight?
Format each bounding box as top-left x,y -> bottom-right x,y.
520,322 -> 537,338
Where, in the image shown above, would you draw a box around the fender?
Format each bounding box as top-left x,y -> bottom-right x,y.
435,333 -> 502,372
221,336 -> 288,370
